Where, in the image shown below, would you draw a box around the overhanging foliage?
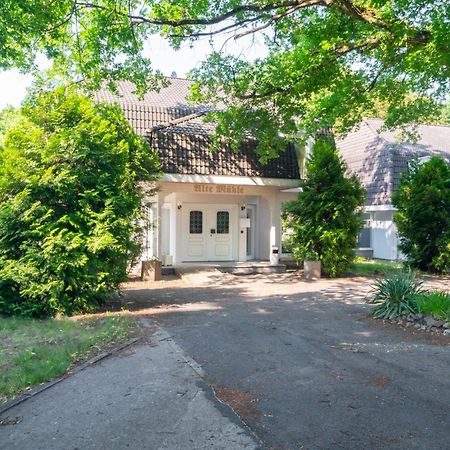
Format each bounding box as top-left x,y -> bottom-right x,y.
1,1 -> 449,158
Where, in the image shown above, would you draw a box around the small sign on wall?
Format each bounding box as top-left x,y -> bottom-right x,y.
194,184 -> 245,194
240,218 -> 251,228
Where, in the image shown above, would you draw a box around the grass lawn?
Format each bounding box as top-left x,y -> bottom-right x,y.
349,258 -> 403,277
0,315 -> 137,404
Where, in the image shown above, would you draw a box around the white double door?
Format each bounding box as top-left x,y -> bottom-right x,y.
183,204 -> 236,261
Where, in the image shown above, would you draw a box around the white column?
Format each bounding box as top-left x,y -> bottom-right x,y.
170,194 -> 178,263
269,193 -> 281,264
152,194 -> 162,259
143,192 -> 157,261
238,203 -> 247,262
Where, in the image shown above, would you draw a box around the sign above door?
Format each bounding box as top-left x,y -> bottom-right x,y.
194,184 -> 245,194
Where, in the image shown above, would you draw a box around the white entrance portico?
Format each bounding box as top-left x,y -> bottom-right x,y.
146,174 -> 298,265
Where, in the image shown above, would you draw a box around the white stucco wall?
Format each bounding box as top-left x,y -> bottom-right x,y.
371,210 -> 399,260
149,177 -> 298,264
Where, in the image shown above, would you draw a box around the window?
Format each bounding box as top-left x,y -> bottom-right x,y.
189,211 -> 203,234
216,211 -> 229,234
357,213 -> 372,248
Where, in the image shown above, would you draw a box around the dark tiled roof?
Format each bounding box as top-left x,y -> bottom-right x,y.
337,119 -> 450,205
94,79 -> 209,111
366,118 -> 450,153
152,131 -> 299,178
95,78 -> 299,180
116,103 -> 214,136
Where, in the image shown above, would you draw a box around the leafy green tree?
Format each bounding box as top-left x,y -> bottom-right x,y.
1,1 -> 448,157
393,156 -> 450,273
0,88 -> 160,317
440,102 -> 450,125
284,136 -> 365,277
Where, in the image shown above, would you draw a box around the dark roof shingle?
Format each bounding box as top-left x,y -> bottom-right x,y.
337,119 -> 450,205
95,78 -> 300,180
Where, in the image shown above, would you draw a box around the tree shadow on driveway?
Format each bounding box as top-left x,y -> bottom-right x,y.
92,274 -> 450,450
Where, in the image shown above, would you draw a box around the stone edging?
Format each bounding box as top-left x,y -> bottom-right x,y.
0,337 -> 141,416
387,313 -> 450,335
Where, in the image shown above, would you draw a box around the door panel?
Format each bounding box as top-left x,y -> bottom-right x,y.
184,209 -> 207,260
208,208 -> 233,261
183,204 -> 235,262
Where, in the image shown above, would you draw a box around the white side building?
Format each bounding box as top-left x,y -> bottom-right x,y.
337,119 -> 450,260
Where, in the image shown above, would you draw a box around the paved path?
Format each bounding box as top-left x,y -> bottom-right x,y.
121,274 -> 450,449
0,324 -> 259,450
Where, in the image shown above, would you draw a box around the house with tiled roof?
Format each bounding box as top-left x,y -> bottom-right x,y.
95,78 -> 300,265
337,119 -> 450,260
95,77 -> 449,265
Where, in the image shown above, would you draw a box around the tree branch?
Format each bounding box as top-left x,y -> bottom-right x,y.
233,2 -> 316,40
75,1 -> 302,27
73,0 -> 436,50
168,16 -> 263,39
239,36 -> 383,99
45,1 -> 78,34
363,68 -> 383,93
326,0 -> 390,29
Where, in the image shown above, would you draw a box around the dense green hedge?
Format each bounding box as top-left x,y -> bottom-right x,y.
393,156 -> 450,273
0,88 -> 160,317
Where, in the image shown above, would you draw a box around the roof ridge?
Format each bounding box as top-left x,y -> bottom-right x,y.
417,122 -> 450,129
147,110 -> 208,133
365,116 -> 450,130
118,102 -> 206,111
164,75 -> 191,81
362,118 -> 388,141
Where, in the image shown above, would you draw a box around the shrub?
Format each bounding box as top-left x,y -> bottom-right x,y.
366,271 -> 423,319
415,291 -> 450,320
283,136 -> 366,277
393,156 -> 450,273
0,88 -> 160,317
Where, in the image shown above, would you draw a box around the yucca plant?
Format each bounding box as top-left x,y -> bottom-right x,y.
366,271 -> 424,319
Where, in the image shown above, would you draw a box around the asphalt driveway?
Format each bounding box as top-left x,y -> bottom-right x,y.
1,272 -> 449,450
122,272 -> 450,449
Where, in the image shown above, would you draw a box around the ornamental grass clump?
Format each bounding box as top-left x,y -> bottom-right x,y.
415,291 -> 450,321
366,271 -> 423,319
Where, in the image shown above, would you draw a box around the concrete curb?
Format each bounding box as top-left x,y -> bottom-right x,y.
174,267 -> 191,284
0,337 -> 141,416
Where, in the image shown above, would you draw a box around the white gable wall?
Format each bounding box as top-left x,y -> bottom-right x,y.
362,206 -> 406,261
371,210 -> 398,260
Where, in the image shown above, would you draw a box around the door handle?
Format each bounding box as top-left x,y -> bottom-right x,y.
210,229 -> 216,234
